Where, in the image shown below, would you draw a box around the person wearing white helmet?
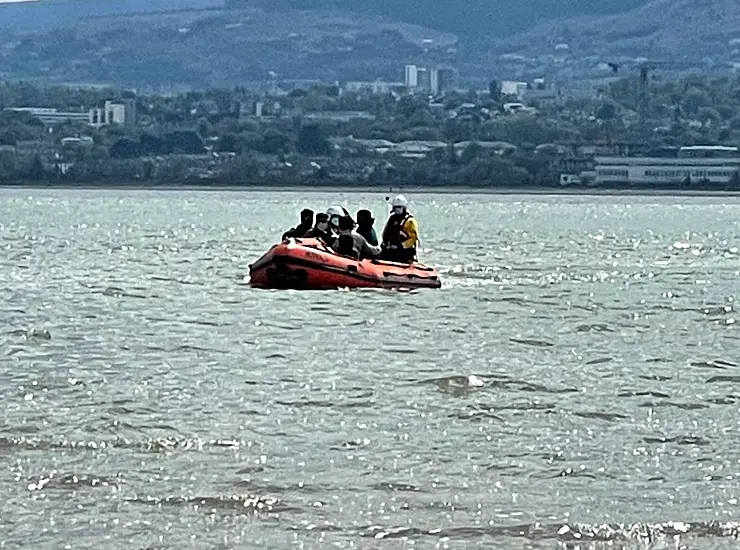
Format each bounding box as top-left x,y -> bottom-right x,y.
380,194 -> 419,263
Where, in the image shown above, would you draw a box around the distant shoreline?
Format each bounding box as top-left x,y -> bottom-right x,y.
2,182 -> 740,198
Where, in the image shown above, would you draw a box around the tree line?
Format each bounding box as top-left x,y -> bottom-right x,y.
1,73 -> 740,186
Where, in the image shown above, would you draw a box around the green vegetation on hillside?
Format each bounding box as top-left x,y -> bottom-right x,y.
225,0 -> 648,39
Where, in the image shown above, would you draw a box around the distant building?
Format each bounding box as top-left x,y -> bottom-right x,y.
416,68 -> 431,93
404,63 -> 457,95
436,68 -> 457,93
344,81 -> 405,94
502,102 -> 536,114
239,100 -> 267,120
304,111 -> 375,122
429,69 -> 439,95
521,79 -> 562,103
239,99 -> 288,120
404,65 -> 418,88
453,140 -> 517,156
522,87 -> 561,103
594,146 -> 740,186
501,81 -> 528,98
89,100 -> 136,128
4,107 -> 89,125
333,137 -> 516,159
61,136 -> 94,147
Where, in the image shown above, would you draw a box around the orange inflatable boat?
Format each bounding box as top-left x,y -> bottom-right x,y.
248,238 -> 441,290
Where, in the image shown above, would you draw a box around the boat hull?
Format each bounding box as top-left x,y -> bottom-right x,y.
248,238 -> 441,290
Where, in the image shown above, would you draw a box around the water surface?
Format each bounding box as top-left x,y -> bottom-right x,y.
1,189 -> 740,549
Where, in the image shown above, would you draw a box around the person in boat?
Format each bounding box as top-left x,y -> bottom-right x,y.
333,215 -> 381,260
303,212 -> 334,243
326,205 -> 345,234
342,206 -> 356,226
380,194 -> 419,264
356,209 -> 378,246
282,208 -> 314,241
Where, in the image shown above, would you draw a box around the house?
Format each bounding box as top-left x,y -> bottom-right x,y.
61,136 -> 94,147
503,102 -> 536,115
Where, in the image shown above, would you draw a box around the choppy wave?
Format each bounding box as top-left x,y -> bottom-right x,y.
2,190 -> 740,549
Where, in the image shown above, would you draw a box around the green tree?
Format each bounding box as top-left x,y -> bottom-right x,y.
162,131 -> 204,154
297,124 -> 332,156
218,133 -> 240,153
222,154 -> 260,185
197,118 -> 213,138
157,156 -> 188,182
729,171 -> 740,190
110,138 -> 140,158
460,142 -> 482,164
259,129 -> 291,155
681,89 -> 710,116
406,126 -> 443,141
0,148 -> 17,181
697,107 -> 721,126
28,155 -> 45,181
595,101 -> 617,121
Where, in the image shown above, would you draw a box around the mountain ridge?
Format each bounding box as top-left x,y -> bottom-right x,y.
226,0 -> 651,39
1,0 -> 651,38
0,6 -> 460,88
489,0 -> 740,61
0,0 -> 737,89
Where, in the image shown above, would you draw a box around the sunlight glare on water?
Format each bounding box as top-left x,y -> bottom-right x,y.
1,189 -> 740,549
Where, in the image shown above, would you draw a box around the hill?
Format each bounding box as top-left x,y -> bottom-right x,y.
0,0 -> 651,38
1,0 -> 737,89
225,0 -> 650,39
489,0 -> 740,61
0,0 -> 222,30
0,7 -> 459,89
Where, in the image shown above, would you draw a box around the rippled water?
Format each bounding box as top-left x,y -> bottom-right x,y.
2,188 -> 740,549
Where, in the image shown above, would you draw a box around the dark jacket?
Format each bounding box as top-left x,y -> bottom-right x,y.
357,224 -> 379,246
282,222 -> 312,240
304,226 -> 335,246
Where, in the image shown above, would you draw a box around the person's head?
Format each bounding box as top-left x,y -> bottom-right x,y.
336,233 -> 357,258
326,205 -> 344,229
338,215 -> 354,233
314,212 -> 329,232
357,209 -> 374,226
390,194 -> 408,216
300,208 -> 314,226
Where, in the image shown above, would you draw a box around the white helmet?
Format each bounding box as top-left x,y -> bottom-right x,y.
326,206 -> 344,218
390,194 -> 408,208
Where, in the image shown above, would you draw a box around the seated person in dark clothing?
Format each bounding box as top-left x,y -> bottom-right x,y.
303,212 -> 334,245
332,215 -> 381,260
356,209 -> 379,246
336,233 -> 359,259
282,208 -> 314,240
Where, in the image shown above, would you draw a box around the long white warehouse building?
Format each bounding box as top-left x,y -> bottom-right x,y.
595,146 -> 740,186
